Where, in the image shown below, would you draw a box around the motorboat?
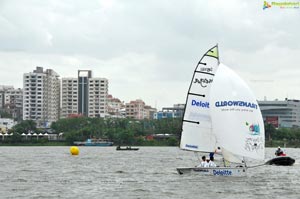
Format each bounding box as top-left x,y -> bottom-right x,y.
265,155 -> 295,166
116,146 -> 139,151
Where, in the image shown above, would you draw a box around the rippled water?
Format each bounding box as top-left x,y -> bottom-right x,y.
0,147 -> 299,199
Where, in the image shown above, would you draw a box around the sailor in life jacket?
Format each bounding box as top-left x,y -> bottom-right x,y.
197,156 -> 209,167
208,156 -> 217,167
275,146 -> 284,156
209,146 -> 222,160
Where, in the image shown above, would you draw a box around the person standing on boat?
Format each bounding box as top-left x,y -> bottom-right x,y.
209,146 -> 222,159
197,156 -> 208,167
275,146 -> 284,156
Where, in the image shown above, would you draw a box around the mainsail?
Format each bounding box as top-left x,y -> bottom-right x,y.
210,64 -> 265,161
180,45 -> 220,152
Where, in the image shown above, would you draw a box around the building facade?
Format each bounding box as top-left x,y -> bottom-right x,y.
61,78 -> 79,118
154,104 -> 185,119
23,67 -> 60,128
107,94 -> 126,118
0,86 -> 23,120
258,99 -> 300,128
0,118 -> 16,133
61,70 -> 108,118
125,99 -> 156,120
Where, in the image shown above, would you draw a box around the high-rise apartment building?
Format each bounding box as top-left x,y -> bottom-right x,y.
23,67 -> 60,128
61,70 -> 108,118
61,78 -> 78,118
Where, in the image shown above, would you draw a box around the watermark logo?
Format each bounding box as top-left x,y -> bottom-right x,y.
263,1 -> 272,9
263,1 -> 300,9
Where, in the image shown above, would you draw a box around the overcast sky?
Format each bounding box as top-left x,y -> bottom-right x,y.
0,0 -> 300,109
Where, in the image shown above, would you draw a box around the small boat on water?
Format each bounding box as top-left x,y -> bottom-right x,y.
74,138 -> 113,146
116,146 -> 139,151
265,156 -> 295,166
176,45 -> 265,176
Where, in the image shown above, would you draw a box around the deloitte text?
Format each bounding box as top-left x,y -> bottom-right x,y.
191,100 -> 209,108
213,170 -> 232,176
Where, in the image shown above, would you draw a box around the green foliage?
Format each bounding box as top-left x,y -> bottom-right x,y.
265,123 -> 300,147
0,111 -> 13,118
7,118 -> 300,147
50,117 -> 182,146
12,120 -> 37,133
167,137 -> 179,146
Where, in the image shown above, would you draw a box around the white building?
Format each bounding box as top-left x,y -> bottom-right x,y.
61,70 -> 108,118
61,78 -> 79,118
107,94 -> 125,118
23,67 -> 60,128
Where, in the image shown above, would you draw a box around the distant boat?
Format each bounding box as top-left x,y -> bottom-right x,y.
74,138 -> 113,146
116,146 -> 139,151
176,45 -> 265,176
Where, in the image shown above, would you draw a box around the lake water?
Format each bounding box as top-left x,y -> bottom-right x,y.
0,147 -> 299,199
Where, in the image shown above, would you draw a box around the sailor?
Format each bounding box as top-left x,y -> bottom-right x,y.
208,156 -> 217,167
275,146 -> 284,156
205,157 -> 211,167
197,156 -> 208,167
209,147 -> 222,159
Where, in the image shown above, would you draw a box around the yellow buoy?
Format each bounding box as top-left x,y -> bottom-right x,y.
70,146 -> 79,155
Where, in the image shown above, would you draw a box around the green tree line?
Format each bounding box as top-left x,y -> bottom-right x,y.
4,118 -> 300,147
7,117 -> 182,146
265,123 -> 300,147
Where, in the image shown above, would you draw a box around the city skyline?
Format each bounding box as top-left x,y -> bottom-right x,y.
0,0 -> 300,110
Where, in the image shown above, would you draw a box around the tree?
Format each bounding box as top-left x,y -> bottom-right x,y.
265,123 -> 276,141
0,111 -> 13,118
12,120 -> 37,134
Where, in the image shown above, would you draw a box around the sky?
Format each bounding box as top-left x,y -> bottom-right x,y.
0,0 -> 300,110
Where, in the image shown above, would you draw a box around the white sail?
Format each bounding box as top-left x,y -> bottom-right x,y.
210,64 -> 265,161
180,45 -> 219,152
221,147 -> 243,164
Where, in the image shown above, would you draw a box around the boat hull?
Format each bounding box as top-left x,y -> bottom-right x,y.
116,148 -> 139,151
265,156 -> 295,166
84,142 -> 113,146
176,167 -> 247,176
74,141 -> 113,146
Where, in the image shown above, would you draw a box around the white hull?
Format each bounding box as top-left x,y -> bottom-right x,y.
176,167 -> 247,176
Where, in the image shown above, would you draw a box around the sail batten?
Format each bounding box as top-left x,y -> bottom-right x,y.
183,120 -> 200,124
194,71 -> 215,76
188,93 -> 205,97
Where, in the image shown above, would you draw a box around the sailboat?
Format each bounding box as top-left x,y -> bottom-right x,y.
176,45 -> 265,176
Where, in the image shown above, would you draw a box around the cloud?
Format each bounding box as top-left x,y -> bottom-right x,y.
0,0 -> 299,109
